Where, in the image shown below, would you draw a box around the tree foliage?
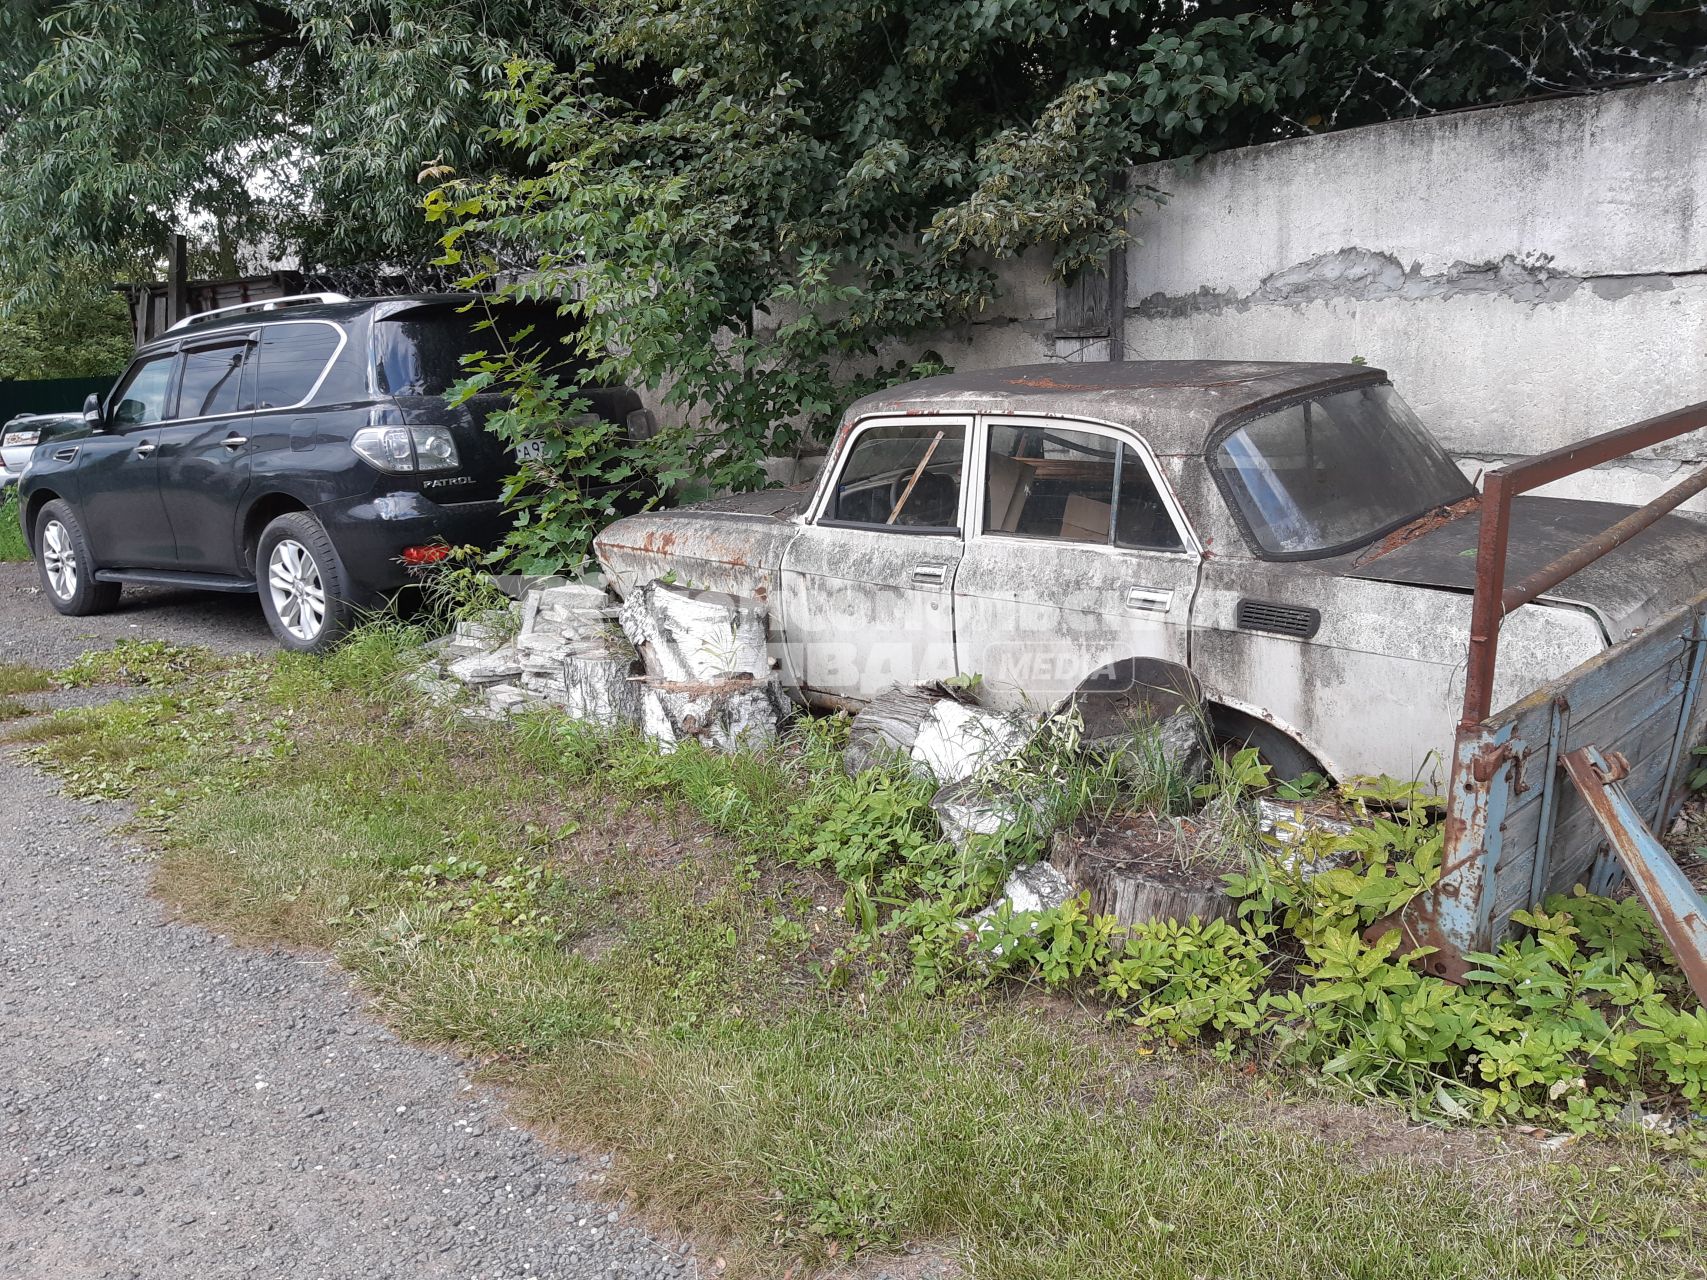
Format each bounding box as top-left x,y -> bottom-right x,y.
428,0 -> 1706,566
1,2 -> 1702,569
0,1 -> 578,296
0,285 -> 133,381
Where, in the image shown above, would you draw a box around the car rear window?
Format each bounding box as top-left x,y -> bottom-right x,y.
253,323 -> 342,409
373,303 -> 585,398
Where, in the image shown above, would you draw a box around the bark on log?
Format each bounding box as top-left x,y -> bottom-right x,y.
638,675 -> 790,753
1051,814 -> 1240,928
619,581 -> 770,683
844,684 -> 951,775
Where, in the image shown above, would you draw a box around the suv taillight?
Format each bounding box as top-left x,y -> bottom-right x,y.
351,414 -> 460,474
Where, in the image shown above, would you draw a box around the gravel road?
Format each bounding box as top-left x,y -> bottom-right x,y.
0,561 -> 702,1279
0,561 -> 277,670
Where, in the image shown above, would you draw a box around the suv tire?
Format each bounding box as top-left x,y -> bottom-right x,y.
256,511 -> 355,654
34,500 -> 121,616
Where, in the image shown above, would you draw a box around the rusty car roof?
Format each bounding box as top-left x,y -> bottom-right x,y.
840,360 -> 1385,454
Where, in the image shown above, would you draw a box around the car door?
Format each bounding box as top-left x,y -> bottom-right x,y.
779,416 -> 969,701
952,416 -> 1200,710
76,350 -> 180,567
155,334 -> 256,574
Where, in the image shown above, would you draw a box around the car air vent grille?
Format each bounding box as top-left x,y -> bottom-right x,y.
1236,598 -> 1320,640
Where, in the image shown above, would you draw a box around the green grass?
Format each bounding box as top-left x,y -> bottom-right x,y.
14,627 -> 1707,1279
0,661 -> 53,696
0,492 -> 28,562
60,638 -> 228,688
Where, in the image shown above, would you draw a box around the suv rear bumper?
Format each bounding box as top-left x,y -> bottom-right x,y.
315,491 -> 509,596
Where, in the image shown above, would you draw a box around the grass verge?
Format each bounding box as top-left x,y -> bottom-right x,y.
0,660 -> 54,696
12,628 -> 1706,1279
0,492 -> 28,562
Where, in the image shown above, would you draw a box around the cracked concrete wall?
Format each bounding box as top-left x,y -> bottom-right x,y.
1121,78 -> 1707,506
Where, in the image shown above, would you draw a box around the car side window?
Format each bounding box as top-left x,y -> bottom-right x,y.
826,423 -> 965,530
110,355 -> 175,430
252,324 -> 341,409
984,424 -> 1184,551
175,342 -> 250,419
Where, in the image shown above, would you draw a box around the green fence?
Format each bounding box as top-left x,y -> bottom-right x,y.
0,375 -> 116,423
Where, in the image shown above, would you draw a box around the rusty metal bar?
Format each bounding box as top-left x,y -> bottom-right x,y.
1457,399 -> 1707,729
1563,744 -> 1707,1008
1459,473 -> 1514,730
1487,401 -> 1707,493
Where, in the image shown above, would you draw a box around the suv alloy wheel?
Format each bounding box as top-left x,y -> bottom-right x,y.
34,500 -> 122,616
256,511 -> 356,653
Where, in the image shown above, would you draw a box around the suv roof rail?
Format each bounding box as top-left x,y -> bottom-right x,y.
166,292 -> 352,333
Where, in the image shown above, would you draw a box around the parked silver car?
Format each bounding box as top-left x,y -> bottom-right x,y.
593,361 -> 1707,783
0,412 -> 80,492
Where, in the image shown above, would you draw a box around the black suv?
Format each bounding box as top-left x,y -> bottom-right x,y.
18,293 -> 645,651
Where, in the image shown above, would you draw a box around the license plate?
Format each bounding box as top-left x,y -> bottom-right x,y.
515,438 -> 547,463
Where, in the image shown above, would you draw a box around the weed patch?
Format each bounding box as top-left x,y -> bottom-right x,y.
19,628 -> 1707,1278
60,639 -> 229,688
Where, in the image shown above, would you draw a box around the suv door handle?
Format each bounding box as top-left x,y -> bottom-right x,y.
912,563 -> 947,585
1125,586 -> 1172,613
221,434 -> 249,450
133,441 -> 156,457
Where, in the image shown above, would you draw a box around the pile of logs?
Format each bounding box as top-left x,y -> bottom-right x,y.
423,577 -> 790,752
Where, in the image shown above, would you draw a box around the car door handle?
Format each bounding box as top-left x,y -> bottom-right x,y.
221,434 -> 249,450
1125,586 -> 1173,613
912,563 -> 947,585
133,441 -> 156,457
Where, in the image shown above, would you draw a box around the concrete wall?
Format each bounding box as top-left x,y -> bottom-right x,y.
885,80 -> 1706,506
1120,79 -> 1707,504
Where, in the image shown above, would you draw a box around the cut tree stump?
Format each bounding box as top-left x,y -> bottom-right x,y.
1051,812 -> 1241,928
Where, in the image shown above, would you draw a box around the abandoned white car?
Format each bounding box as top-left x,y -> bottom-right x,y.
593,361 -> 1707,783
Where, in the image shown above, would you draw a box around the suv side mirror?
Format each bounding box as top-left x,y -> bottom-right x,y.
82,392 -> 104,432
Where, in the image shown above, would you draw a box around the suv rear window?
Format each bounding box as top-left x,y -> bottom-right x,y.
253,323 -> 342,409
373,304 -> 583,398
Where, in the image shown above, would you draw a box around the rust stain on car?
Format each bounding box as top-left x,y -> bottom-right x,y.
1004,375 -> 1103,391
1352,495 -> 1480,567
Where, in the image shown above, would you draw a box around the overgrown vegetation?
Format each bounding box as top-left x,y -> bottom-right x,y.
0,281 -> 131,380
10,627 -> 1707,1275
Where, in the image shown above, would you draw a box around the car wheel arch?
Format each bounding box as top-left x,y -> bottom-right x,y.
1201,696 -> 1337,783
1064,656 -> 1335,782
239,492 -> 312,576
21,488 -> 63,553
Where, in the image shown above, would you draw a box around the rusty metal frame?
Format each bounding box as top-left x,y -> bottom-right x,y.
1398,399 -> 1707,980
1460,400 -> 1707,730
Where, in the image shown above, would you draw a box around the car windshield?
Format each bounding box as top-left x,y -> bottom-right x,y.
373,303 -> 584,398
1211,383 -> 1473,557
